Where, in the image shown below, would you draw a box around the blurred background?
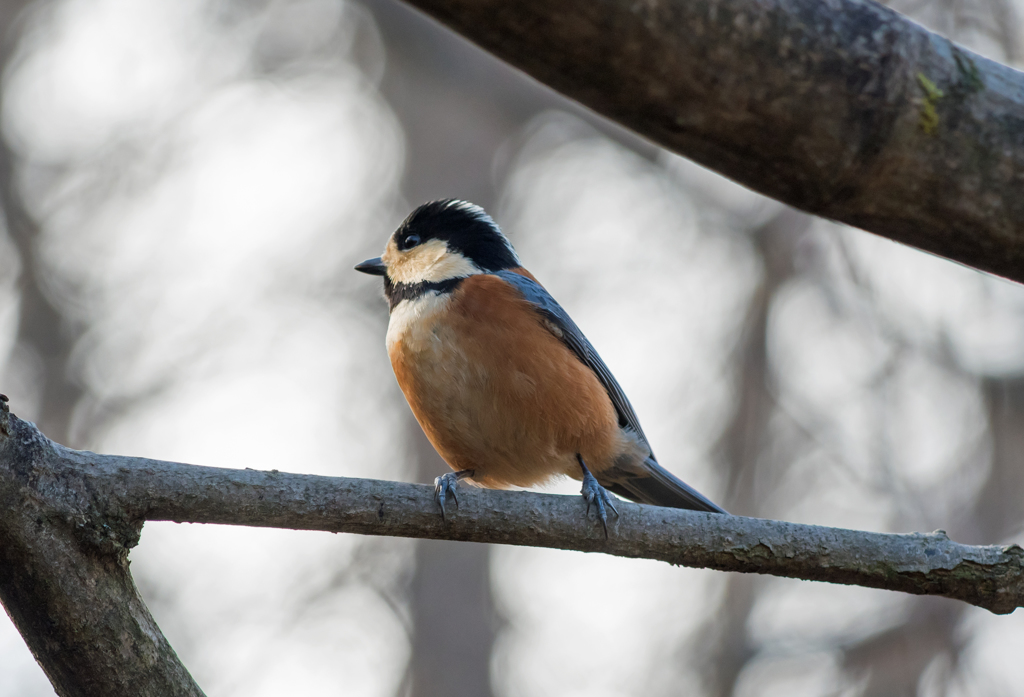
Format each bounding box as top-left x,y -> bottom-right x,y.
1,0 -> 1023,695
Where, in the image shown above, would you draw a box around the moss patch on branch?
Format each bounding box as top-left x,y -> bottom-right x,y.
917,72 -> 945,135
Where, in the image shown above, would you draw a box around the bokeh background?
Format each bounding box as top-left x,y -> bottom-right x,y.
2,0 -> 1024,695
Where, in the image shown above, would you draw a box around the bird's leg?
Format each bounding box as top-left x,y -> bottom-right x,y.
434,469 -> 475,520
577,454 -> 618,538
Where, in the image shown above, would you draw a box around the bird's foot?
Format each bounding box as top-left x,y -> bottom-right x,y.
578,457 -> 618,539
434,469 -> 474,520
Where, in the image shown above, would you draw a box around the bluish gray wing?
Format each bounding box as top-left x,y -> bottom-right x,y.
494,270 -> 651,449
494,270 -> 727,514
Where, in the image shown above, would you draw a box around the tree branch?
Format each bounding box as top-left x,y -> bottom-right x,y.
397,0 -> 1024,284
0,399 -> 203,697
2,394 -> 1023,697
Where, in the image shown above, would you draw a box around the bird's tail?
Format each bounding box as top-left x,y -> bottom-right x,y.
602,457 -> 727,513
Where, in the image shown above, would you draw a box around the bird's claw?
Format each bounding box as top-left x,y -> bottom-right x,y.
434,471 -> 462,520
580,468 -> 619,539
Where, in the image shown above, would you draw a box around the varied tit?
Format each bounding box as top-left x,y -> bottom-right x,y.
355,199 -> 726,535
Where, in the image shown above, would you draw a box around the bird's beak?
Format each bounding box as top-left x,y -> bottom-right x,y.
355,257 -> 387,276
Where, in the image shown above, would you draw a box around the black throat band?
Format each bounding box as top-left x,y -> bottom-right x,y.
385,276 -> 466,311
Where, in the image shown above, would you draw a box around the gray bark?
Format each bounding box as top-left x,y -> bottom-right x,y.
0,399 -> 203,697
2,399 -> 1023,697
399,0 -> 1024,284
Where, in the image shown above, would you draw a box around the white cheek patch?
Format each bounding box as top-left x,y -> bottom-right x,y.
423,252 -> 481,283
383,238 -> 481,285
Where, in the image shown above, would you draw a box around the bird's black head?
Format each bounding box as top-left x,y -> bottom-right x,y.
392,199 -> 519,273
354,200 -> 520,288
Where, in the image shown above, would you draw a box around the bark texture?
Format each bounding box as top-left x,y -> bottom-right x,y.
0,399 -> 204,697
399,0 -> 1024,283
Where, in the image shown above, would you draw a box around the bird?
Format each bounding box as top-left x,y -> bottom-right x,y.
355,199 -> 727,535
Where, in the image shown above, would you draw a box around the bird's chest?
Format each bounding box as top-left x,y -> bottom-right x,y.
382,280 -> 622,485
385,289 -> 553,481
386,294 -> 479,408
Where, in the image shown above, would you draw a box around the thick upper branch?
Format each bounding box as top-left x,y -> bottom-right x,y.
399,0 -> 1024,283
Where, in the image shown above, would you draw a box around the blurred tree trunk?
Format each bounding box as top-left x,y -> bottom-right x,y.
693,209 -> 812,696
0,0 -> 84,447
971,377 -> 1024,544
406,419 -> 499,697
838,376 -> 1024,693
366,0 -> 658,209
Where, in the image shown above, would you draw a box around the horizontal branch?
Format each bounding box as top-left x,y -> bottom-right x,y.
1,401 -> 1023,696
399,0 -> 1024,284
2,404 -> 1022,627
112,463 -> 1024,617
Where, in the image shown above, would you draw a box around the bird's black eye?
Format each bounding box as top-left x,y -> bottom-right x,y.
400,234 -> 421,251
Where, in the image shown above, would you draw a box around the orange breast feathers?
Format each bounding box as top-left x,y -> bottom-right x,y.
387,272 -> 628,489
